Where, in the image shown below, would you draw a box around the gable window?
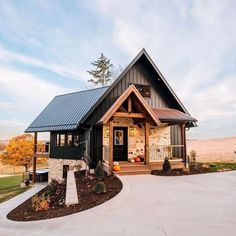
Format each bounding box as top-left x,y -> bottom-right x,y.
133,84 -> 151,98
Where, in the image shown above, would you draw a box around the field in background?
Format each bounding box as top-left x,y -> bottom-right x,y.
187,136 -> 236,162
0,175 -> 29,203
0,162 -> 48,175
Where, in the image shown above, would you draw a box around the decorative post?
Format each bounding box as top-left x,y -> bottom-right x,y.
181,124 -> 187,163
144,121 -> 150,165
32,132 -> 37,184
109,120 -> 113,168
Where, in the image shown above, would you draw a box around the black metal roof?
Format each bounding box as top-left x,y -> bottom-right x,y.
25,86 -> 108,132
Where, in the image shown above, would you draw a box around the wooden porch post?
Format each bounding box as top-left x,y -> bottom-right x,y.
109,120 -> 113,167
32,132 -> 37,184
144,121 -> 149,165
181,124 -> 187,162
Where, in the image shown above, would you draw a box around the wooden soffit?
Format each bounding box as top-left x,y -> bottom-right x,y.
98,84 -> 162,125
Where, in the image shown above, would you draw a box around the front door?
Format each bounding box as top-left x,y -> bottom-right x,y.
113,127 -> 128,161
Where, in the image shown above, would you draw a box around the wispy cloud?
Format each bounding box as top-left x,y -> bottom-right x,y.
0,0 -> 235,139
89,0 -> 236,138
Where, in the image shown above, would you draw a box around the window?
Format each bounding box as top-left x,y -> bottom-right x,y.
114,130 -> 124,145
56,134 -> 60,146
67,134 -> 73,146
60,134 -> 65,146
73,134 -> 79,145
133,84 -> 151,98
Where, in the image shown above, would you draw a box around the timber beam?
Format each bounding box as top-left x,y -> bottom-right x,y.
113,112 -> 145,118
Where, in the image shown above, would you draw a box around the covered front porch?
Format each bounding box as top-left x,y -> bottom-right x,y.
98,85 -> 188,174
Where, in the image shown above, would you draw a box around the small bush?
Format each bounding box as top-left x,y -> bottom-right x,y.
95,161 -> 104,180
190,150 -> 197,162
25,179 -> 30,186
31,194 -> 50,212
94,182 -> 107,194
46,179 -> 59,196
163,157 -> 171,172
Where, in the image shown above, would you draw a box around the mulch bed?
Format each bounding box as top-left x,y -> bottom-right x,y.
151,163 -> 212,176
7,171 -> 122,221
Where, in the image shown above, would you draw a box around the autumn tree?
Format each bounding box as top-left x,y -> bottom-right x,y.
87,53 -> 113,87
0,134 -> 47,172
0,144 -> 5,152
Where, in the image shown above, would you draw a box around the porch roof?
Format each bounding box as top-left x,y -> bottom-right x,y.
152,108 -> 197,124
99,85 -> 161,125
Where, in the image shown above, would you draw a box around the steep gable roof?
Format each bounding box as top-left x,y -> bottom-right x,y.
80,48 -> 191,124
25,86 -> 108,132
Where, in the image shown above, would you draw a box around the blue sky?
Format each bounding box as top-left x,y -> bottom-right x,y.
0,0 -> 236,140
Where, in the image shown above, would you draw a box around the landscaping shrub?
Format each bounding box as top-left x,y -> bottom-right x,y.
46,179 -> 59,196
31,194 -> 50,212
163,157 -> 171,172
94,181 -> 107,194
25,179 -> 30,186
95,161 -> 104,180
190,150 -> 197,163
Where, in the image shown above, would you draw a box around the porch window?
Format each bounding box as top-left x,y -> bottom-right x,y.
74,134 -> 80,145
114,130 -> 124,145
67,134 -> 73,146
60,134 -> 65,146
56,134 -> 60,146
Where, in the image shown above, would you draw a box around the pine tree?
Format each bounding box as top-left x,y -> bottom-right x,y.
87,53 -> 113,87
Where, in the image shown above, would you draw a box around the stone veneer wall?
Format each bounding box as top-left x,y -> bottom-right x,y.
48,158 -> 85,182
102,117 -> 171,161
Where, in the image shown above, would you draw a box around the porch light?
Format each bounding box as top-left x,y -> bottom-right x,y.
106,127 -> 109,135
130,127 -> 135,136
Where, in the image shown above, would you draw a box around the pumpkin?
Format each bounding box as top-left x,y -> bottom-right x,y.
130,159 -> 135,163
113,165 -> 121,172
113,161 -> 119,166
134,157 -> 141,162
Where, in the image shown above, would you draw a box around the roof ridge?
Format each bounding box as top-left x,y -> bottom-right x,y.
56,86 -> 109,98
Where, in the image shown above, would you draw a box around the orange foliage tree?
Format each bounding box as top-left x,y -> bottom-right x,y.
0,143 -> 5,151
0,134 -> 47,172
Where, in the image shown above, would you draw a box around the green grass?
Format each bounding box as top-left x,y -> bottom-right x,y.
208,162 -> 236,172
0,175 -> 29,203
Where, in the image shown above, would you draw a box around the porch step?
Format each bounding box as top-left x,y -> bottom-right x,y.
115,162 -> 151,175
116,169 -> 151,175
113,160 -> 185,175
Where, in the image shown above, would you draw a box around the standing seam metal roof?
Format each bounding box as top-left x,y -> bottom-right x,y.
25,86 -> 109,132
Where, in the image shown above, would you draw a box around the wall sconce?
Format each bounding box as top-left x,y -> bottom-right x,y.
106,127 -> 109,135
130,127 -> 135,136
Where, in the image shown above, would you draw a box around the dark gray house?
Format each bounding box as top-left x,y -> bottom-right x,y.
26,49 -> 197,181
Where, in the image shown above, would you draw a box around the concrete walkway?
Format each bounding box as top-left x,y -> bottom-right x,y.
0,171 -> 236,236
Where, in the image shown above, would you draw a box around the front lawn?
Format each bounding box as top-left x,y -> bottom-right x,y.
0,175 -> 29,203
208,162 -> 236,172
152,162 -> 236,176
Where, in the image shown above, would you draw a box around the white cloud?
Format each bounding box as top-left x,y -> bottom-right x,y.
0,46 -> 88,82
0,65 -> 72,139
90,0 -> 236,138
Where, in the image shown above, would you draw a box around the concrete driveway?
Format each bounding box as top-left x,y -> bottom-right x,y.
0,171 -> 236,236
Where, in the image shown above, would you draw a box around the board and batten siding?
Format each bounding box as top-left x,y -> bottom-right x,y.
85,57 -> 186,162
85,60 -> 182,126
